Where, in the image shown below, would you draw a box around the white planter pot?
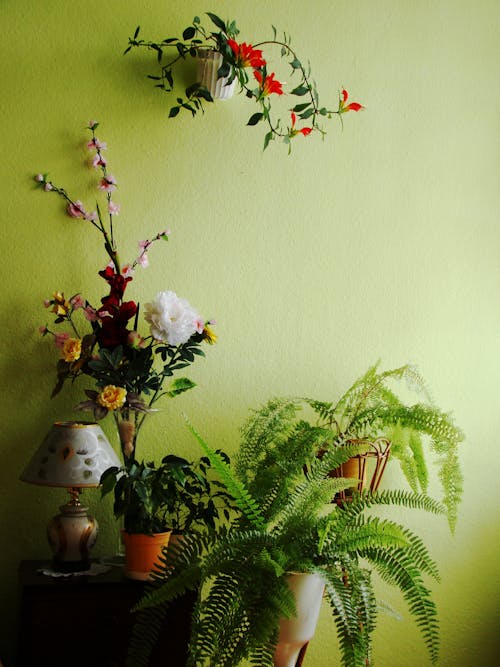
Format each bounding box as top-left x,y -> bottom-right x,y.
274,572 -> 325,667
197,49 -> 236,100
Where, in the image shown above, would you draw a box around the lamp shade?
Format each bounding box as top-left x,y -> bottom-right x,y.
20,421 -> 120,488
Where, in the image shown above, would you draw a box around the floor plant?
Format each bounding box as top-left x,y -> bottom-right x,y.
126,403 -> 452,667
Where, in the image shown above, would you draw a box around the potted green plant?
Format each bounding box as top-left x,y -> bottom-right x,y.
125,11 -> 363,151
239,361 -> 464,532
100,450 -> 234,580
126,416 -> 450,667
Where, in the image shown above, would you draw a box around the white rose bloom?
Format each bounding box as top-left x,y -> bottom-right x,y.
144,291 -> 201,346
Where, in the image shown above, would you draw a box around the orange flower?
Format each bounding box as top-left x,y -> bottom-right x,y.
61,337 -> 82,362
227,39 -> 266,68
339,89 -> 363,113
97,385 -> 127,411
253,70 -> 283,97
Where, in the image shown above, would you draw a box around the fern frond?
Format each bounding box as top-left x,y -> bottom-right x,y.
126,602 -> 167,667
367,547 -> 440,664
323,564 -> 372,667
237,396 -> 301,482
340,488 -> 446,519
187,421 -> 267,530
333,516 -> 412,555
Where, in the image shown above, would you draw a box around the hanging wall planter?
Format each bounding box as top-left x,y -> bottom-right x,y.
197,49 -> 236,100
125,12 -> 363,151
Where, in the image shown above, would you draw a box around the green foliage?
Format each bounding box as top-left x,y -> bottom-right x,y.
125,12 -> 362,151
100,451 -> 234,534
128,406 -> 449,667
242,362 -> 464,531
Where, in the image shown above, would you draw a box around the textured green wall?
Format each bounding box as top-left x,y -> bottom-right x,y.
1,0 -> 499,665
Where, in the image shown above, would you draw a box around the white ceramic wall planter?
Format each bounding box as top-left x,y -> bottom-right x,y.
197,49 -> 236,100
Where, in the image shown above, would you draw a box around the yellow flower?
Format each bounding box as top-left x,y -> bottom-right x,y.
51,291 -> 70,317
203,324 -> 217,345
61,337 -> 82,362
97,385 -> 127,411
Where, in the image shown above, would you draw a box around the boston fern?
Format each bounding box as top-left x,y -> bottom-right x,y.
238,362 -> 464,531
126,418 -> 447,667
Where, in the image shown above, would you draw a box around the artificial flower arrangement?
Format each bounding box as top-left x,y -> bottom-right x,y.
125,11 -> 363,151
35,121 -> 216,465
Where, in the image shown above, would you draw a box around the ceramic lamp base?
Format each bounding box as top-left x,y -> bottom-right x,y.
47,493 -> 98,572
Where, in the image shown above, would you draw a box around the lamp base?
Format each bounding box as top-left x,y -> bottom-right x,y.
47,489 -> 98,573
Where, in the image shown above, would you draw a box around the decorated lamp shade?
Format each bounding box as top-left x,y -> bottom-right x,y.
20,421 -> 120,488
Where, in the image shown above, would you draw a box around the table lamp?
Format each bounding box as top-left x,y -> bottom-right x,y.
20,421 -> 121,572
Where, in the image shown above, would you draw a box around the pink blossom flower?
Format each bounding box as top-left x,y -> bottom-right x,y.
84,211 -> 98,221
137,239 -> 151,267
67,200 -> 85,218
195,318 -> 204,334
98,175 -> 117,192
44,182 -> 53,191
54,332 -> 70,349
108,201 -> 120,215
43,299 -> 51,308
87,137 -> 108,151
92,153 -> 107,168
70,294 -> 85,309
38,325 -> 48,335
83,306 -> 98,322
137,252 -> 149,268
34,174 -> 44,182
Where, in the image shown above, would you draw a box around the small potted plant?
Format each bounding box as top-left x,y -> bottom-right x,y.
100,450 -> 234,580
126,417 -> 450,667
125,11 -> 363,151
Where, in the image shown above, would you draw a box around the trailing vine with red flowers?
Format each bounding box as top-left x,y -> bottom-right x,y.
125,11 -> 363,152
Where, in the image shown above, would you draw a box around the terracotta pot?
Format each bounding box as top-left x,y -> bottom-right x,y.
121,530 -> 171,581
273,572 -> 325,667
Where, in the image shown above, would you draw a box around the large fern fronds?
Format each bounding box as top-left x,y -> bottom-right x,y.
362,403 -> 463,530
322,563 -> 375,667
237,396 -> 301,482
187,421 -> 267,530
366,546 -> 440,664
340,488 -> 446,520
126,602 -> 168,667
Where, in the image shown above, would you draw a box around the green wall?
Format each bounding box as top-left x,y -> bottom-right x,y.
1,0 -> 499,664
